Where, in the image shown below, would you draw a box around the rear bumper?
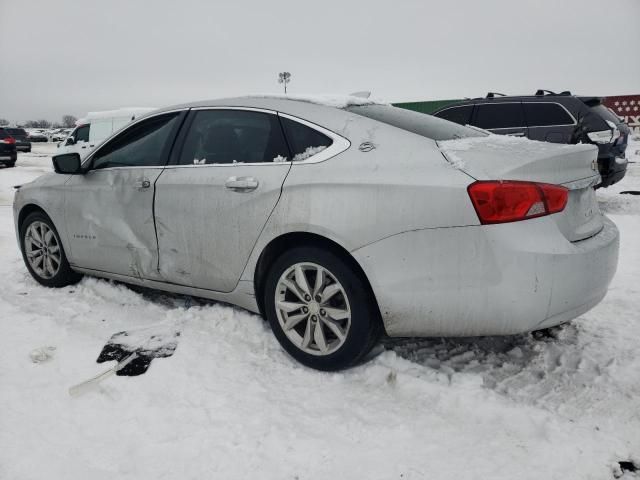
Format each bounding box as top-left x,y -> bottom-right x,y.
0,152 -> 17,164
353,215 -> 619,337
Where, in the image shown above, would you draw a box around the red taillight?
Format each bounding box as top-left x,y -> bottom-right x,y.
1,136 -> 16,145
467,181 -> 568,224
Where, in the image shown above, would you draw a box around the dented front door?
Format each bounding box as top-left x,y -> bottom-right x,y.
62,111 -> 186,279
63,167 -> 164,279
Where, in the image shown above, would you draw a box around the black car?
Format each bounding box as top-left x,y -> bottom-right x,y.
5,127 -> 31,153
0,128 -> 18,167
433,90 -> 630,188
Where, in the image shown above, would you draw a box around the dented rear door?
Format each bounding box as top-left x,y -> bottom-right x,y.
154,108 -> 292,292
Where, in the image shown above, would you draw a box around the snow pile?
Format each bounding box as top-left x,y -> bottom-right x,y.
292,145 -> 327,161
250,93 -> 389,108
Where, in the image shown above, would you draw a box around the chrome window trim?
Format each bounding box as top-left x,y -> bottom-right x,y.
81,108 -> 188,170
82,106 -> 351,171
163,107 -> 350,168
277,112 -> 351,164
166,106 -> 290,169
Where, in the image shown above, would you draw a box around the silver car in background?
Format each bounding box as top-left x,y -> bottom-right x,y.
13,96 -> 619,370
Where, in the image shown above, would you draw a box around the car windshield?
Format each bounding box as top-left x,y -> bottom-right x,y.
346,104 -> 487,141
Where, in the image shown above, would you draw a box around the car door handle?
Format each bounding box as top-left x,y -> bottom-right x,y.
225,176 -> 259,192
134,179 -> 151,189
507,132 -> 526,137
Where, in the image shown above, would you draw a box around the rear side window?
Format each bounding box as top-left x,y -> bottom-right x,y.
346,105 -> 484,141
75,125 -> 90,142
0,129 -> 8,139
177,110 -> 290,165
434,105 -> 473,126
91,113 -> 180,169
474,103 -> 525,129
280,117 -> 333,161
523,103 -> 574,127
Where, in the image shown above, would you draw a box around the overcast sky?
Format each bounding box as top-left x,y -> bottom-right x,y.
1,0 -> 639,123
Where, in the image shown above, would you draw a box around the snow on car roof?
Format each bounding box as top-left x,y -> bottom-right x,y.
248,93 -> 389,108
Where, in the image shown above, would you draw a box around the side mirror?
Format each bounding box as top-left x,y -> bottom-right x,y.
52,153 -> 83,174
66,137 -> 75,146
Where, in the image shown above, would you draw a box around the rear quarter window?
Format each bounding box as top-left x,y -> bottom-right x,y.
346,105 -> 485,141
280,117 -> 333,161
523,103 -> 575,127
0,129 -> 8,139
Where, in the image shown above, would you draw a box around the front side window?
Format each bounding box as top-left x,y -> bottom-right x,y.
91,113 -> 180,169
280,117 -> 333,161
523,103 -> 574,127
75,125 -> 90,143
177,110 -> 289,165
435,105 -> 473,126
474,103 -> 525,129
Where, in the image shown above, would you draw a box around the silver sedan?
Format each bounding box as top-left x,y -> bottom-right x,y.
13,96 -> 619,370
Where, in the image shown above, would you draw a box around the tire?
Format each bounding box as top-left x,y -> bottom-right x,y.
6,161 -> 15,168
263,246 -> 381,371
19,211 -> 82,288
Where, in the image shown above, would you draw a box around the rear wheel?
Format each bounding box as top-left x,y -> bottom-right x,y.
5,161 -> 15,168
20,212 -> 82,287
264,246 -> 381,371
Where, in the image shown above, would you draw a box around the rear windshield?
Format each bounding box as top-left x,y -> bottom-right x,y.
589,104 -> 621,124
6,128 -> 27,136
346,105 -> 486,141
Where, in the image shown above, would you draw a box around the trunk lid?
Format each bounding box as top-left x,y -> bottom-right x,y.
438,135 -> 602,242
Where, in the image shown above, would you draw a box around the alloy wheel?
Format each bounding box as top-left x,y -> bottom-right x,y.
24,221 -> 61,279
275,262 -> 351,356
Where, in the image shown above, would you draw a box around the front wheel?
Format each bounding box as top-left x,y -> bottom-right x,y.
20,211 -> 82,287
264,246 -> 381,371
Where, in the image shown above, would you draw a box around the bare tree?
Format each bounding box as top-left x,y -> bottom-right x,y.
24,119 -> 52,128
0,118 -> 9,126
278,72 -> 292,94
62,115 -> 77,127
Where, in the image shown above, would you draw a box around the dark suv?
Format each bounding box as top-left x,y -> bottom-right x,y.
0,128 -> 18,168
433,91 -> 630,187
4,128 -> 31,153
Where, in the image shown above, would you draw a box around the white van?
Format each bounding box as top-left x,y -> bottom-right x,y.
58,107 -> 156,158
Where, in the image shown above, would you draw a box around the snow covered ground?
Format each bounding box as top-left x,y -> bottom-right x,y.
1,141 -> 639,479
